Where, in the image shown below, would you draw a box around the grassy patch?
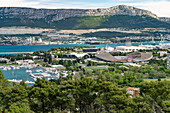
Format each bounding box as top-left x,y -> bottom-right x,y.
144,78 -> 170,82
84,66 -> 107,70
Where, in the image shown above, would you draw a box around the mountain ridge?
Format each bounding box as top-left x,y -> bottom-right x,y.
0,5 -> 158,21
0,5 -> 169,30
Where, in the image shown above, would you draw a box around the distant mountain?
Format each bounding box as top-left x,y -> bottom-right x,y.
159,17 -> 170,23
0,5 -> 169,30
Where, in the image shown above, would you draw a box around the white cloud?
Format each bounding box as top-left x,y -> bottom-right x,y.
0,0 -> 169,17
0,0 -> 39,7
126,1 -> 170,17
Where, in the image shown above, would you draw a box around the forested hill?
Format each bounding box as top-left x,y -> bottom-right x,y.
0,5 -> 170,29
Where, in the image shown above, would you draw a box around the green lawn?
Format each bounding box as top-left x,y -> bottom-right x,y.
144,78 -> 170,82
84,66 -> 107,70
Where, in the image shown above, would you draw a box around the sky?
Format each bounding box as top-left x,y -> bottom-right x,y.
0,0 -> 170,17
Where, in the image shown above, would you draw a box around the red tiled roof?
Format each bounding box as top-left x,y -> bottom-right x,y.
126,87 -> 139,90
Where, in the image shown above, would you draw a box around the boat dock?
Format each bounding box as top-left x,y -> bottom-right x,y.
8,79 -> 35,84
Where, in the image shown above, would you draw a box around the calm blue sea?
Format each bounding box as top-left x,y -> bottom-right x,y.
0,42 -> 167,54
2,68 -> 35,82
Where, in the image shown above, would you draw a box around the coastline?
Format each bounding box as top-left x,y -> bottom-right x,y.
0,42 -> 170,55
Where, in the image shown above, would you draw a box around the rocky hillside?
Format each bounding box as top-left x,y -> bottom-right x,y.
84,5 -> 158,19
0,5 -> 158,21
0,5 -> 169,30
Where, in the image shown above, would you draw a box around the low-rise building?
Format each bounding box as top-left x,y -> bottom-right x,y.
0,58 -> 10,63
116,46 -> 148,53
15,60 -> 34,65
158,51 -> 167,57
126,87 -> 140,97
139,45 -> 156,50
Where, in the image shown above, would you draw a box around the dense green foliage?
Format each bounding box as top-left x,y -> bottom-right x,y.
0,47 -> 170,112
0,70 -> 169,113
0,15 -> 170,29
81,31 -> 151,38
54,15 -> 170,30
81,31 -> 170,40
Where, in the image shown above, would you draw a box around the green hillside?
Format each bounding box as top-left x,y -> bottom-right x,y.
81,31 -> 151,38
53,15 -> 170,29
0,15 -> 170,29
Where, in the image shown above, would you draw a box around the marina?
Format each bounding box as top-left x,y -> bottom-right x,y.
0,42 -> 170,84
1,64 -> 70,85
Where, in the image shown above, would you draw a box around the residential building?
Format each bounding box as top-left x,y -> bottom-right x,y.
126,87 -> 140,97
158,51 -> 167,57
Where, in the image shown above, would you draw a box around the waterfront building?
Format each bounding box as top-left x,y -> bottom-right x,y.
116,46 -> 149,53
0,58 -> 10,63
139,45 -> 156,50
105,45 -> 115,52
15,60 -> 34,65
157,43 -> 170,49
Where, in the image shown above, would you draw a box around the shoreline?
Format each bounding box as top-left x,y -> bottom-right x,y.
0,41 -> 169,46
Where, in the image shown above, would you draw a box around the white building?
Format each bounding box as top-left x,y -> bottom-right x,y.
116,46 -> 147,53
70,53 -> 88,58
139,45 -> 156,50
15,60 -> 34,65
105,46 -> 115,52
158,51 -> 167,57
0,58 -> 10,63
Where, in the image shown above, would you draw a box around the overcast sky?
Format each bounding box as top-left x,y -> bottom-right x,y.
0,0 -> 170,17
